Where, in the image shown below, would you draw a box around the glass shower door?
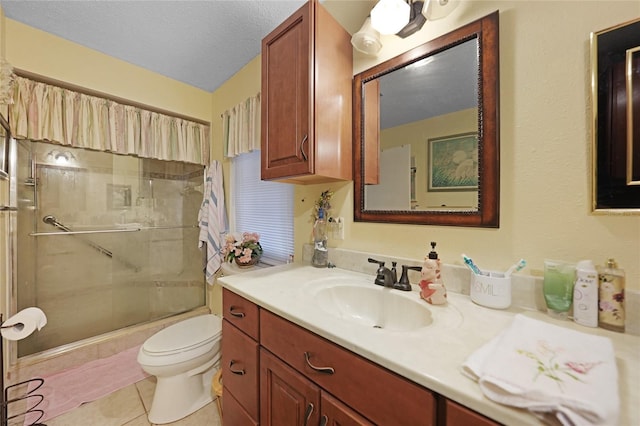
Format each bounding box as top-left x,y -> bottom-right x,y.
15,141 -> 206,357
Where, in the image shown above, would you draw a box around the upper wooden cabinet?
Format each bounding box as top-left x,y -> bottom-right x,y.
261,0 -> 352,184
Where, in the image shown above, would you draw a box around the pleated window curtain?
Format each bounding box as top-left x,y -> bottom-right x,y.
226,93 -> 294,265
223,93 -> 260,158
9,76 -> 210,165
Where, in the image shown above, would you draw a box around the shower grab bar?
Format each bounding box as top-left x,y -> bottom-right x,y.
30,228 -> 140,237
42,215 -> 115,258
29,224 -> 197,236
39,215 -> 140,272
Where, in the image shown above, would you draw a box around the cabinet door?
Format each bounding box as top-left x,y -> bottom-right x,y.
260,348 -> 320,426
222,319 -> 259,422
223,388 -> 259,426
320,391 -> 373,426
261,1 -> 312,180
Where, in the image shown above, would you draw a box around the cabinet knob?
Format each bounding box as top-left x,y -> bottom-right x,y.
304,351 -> 335,375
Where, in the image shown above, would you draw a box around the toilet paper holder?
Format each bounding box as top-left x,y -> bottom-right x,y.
1,314 -> 47,426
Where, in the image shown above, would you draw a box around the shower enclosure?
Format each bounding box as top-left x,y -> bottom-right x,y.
12,140 -> 206,357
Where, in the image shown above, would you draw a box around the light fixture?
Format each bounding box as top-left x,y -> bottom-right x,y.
370,0 -> 411,35
427,0 -> 460,21
396,1 -> 427,38
351,17 -> 382,56
46,149 -> 76,165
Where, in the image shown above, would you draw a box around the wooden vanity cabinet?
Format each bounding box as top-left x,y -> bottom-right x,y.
260,0 -> 352,184
260,348 -> 372,426
222,288 -> 501,426
222,289 -> 260,425
260,309 -> 435,425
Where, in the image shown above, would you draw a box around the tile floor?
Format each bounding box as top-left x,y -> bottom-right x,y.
12,376 -> 222,426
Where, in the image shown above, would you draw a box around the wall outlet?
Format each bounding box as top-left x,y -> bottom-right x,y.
335,217 -> 344,240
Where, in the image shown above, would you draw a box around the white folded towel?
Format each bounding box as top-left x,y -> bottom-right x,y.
462,314 -> 619,425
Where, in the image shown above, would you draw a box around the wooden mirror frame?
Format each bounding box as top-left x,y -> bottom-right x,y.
353,11 -> 500,227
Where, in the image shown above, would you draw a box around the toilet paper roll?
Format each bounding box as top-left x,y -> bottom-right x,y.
1,307 -> 47,341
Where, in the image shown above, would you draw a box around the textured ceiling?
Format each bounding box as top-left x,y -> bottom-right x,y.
1,0 -> 375,92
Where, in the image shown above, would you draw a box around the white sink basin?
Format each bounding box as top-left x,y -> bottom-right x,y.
309,277 -> 433,331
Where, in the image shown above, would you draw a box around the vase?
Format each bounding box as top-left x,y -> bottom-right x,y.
235,257 -> 259,269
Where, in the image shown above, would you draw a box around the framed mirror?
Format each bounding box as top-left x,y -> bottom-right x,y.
353,11 -> 499,227
591,17 -> 640,213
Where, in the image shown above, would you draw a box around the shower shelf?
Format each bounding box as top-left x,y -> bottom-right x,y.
1,315 -> 47,426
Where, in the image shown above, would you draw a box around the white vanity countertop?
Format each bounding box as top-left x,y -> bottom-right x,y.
218,264 -> 640,425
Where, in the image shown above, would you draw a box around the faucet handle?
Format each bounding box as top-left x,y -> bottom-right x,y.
367,257 -> 385,267
395,265 -> 422,291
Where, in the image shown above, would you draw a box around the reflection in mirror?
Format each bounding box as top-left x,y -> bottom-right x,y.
354,11 -> 499,227
364,38 -> 479,211
591,17 -> 640,212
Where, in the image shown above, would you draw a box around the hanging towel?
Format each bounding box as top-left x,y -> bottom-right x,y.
198,161 -> 228,284
462,314 -> 619,426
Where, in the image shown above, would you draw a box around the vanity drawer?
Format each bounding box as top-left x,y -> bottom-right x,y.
260,309 -> 436,425
222,319 -> 259,422
223,288 -> 259,340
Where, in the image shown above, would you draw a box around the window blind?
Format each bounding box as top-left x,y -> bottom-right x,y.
232,150 -> 294,264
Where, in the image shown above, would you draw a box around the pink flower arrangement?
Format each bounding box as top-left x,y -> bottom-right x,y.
222,232 -> 263,264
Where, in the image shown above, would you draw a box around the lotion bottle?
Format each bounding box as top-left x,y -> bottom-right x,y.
598,259 -> 625,332
573,260 -> 598,328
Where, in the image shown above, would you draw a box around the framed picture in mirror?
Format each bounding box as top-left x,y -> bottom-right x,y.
428,132 -> 478,191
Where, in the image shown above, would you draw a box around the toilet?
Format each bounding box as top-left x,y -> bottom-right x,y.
137,314 -> 222,424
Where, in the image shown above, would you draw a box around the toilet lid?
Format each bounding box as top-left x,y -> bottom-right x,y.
143,314 -> 222,355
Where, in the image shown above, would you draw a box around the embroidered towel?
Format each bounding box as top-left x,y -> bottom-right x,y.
198,161 -> 228,284
462,314 -> 619,426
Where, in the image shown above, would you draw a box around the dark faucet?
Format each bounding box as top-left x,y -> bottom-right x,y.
368,258 -> 395,287
396,265 -> 422,291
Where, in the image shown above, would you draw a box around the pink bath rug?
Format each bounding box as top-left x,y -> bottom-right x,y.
23,344 -> 149,424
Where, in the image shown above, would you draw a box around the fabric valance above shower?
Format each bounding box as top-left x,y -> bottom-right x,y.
8,75 -> 210,165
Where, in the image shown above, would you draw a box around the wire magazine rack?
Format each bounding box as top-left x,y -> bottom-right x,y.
1,314 -> 47,426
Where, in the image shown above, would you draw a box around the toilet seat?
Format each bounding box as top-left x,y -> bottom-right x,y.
141,314 -> 222,358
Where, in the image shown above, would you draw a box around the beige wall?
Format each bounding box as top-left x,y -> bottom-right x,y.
5,19 -> 211,122
3,0 -> 639,302
2,17 -> 215,313
293,1 -> 640,291
209,56 -> 262,313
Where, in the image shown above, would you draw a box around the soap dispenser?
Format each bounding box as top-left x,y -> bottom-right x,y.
419,242 -> 447,304
598,258 -> 625,332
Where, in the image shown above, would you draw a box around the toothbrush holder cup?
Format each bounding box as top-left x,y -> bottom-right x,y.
470,272 -> 511,309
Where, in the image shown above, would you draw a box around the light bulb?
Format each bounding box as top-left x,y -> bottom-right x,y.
370,0 -> 411,35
